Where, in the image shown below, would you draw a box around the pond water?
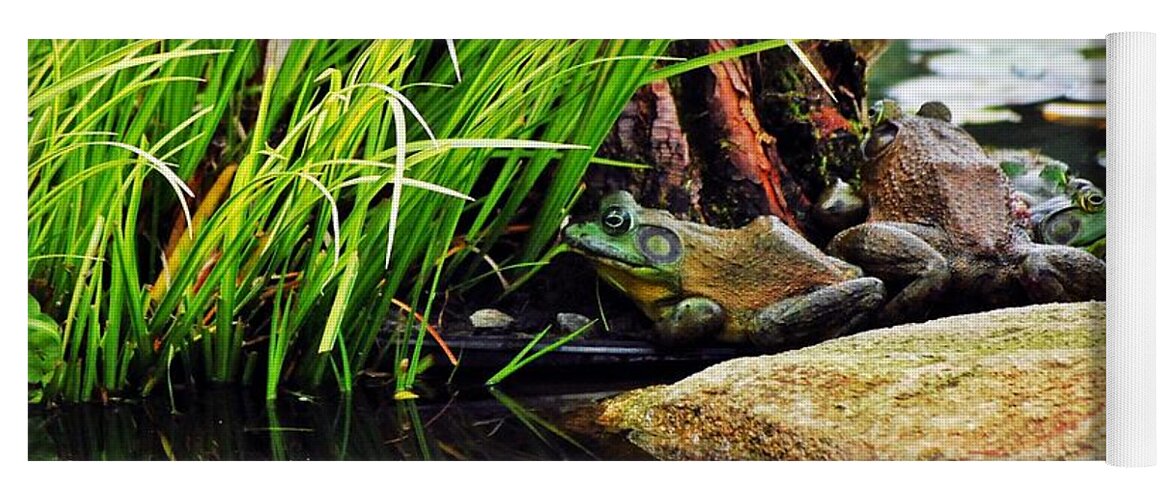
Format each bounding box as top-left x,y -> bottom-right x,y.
870,39 -> 1106,186
28,39 -> 1107,461
29,372 -> 681,460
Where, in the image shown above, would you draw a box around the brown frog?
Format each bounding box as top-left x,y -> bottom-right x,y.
828,102 -> 1106,323
563,191 -> 885,349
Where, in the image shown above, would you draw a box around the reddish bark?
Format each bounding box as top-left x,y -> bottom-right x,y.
587,40 -> 884,242
704,39 -> 801,231
810,104 -> 853,137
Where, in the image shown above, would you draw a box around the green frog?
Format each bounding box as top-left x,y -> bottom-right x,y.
993,150 -> 1106,258
1033,178 -> 1105,257
563,191 -> 885,349
828,102 -> 1106,324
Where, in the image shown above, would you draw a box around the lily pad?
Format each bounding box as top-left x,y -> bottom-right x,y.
1063,81 -> 1107,102
907,39 -> 1103,55
927,52 -> 1103,82
881,39 -> 1106,125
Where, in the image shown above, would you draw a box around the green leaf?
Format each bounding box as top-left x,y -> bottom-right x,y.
486,320 -> 596,386
27,48 -> 231,112
999,161 -> 1027,178
1081,46 -> 1106,60
317,251 -> 362,354
1039,162 -> 1070,188
28,294 -> 63,391
646,39 -> 791,83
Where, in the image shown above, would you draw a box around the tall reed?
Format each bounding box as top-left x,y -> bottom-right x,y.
28,39 -> 789,403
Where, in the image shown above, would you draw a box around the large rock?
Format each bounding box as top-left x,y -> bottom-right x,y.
598,302 -> 1105,460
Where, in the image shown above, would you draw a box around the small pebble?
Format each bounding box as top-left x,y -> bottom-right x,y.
556,312 -> 593,333
469,308 -> 514,329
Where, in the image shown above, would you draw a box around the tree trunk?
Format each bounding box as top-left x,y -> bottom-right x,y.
589,39 -> 887,244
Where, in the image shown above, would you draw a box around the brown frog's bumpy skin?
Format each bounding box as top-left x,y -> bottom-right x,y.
828,102 -> 1106,324
563,191 -> 885,349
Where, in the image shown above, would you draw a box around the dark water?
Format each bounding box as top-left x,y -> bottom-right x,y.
29,378 -> 663,460
29,40 -> 1107,461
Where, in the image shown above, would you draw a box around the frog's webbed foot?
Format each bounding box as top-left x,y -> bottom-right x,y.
1019,244 -> 1105,302
828,222 -> 951,324
748,277 -> 885,349
652,297 -> 725,347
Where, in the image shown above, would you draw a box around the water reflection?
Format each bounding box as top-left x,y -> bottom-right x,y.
28,386 -> 650,460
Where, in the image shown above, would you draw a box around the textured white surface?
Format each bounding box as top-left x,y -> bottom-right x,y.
1106,32 -> 1157,467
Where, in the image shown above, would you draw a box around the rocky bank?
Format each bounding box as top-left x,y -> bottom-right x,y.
597,302 -> 1105,460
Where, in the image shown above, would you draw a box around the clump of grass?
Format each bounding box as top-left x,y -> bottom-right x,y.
28,39 -> 798,404
28,40 -> 675,403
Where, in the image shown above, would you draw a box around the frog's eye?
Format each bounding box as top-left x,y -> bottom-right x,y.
1076,186 -> 1105,213
1065,179 -> 1105,213
637,226 -> 682,265
864,122 -> 899,159
601,206 -> 633,235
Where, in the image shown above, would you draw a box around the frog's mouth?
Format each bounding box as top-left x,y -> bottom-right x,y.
563,224 -> 681,297
564,237 -> 646,270
562,224 -> 649,270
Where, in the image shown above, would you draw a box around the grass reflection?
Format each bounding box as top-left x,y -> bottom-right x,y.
30,386 -> 636,460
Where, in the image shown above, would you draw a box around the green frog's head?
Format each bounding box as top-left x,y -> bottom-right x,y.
995,150 -> 1106,257
563,191 -> 685,299
1036,178 -> 1106,253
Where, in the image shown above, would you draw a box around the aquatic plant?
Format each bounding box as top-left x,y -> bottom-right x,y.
28,39 -> 804,403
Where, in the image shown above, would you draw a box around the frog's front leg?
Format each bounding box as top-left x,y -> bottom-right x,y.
747,277 -> 886,349
1019,244 -> 1106,302
651,297 -> 725,347
828,221 -> 951,324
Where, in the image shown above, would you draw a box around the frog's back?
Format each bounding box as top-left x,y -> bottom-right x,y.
678,216 -> 850,313
867,117 -> 1015,255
